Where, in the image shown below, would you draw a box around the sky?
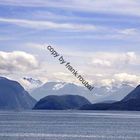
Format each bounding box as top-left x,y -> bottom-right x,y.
0,0 -> 140,89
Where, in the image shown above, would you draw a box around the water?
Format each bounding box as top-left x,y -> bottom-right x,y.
0,111 -> 140,140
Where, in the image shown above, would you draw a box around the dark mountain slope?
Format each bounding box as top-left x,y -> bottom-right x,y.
34,95 -> 91,110
0,77 -> 36,110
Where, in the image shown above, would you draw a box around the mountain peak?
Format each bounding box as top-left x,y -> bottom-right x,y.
136,85 -> 140,88
122,85 -> 140,102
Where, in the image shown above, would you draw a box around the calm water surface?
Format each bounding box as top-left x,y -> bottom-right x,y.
0,111 -> 140,140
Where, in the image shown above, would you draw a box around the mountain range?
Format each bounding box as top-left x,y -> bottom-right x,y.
30,82 -> 134,103
0,76 -> 139,111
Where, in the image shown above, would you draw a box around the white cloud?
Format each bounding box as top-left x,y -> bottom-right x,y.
97,73 -> 140,87
118,28 -> 138,35
0,18 -> 139,41
53,72 -> 77,83
0,49 -> 139,89
72,0 -> 140,16
100,79 -> 115,87
91,51 -> 137,67
0,17 -> 97,31
1,0 -> 140,16
0,51 -> 39,74
92,59 -> 111,67
114,73 -> 140,84
95,74 -> 103,77
125,52 -> 137,64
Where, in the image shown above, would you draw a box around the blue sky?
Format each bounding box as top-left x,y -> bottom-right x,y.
0,0 -> 140,89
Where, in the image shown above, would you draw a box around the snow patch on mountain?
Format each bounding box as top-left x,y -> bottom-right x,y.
53,83 -> 66,90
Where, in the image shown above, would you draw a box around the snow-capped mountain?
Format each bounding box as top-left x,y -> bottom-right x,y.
30,82 -> 134,103
94,84 -> 134,103
23,77 -> 43,86
30,82 -> 89,100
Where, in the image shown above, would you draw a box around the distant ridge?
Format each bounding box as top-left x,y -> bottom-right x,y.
31,81 -> 134,103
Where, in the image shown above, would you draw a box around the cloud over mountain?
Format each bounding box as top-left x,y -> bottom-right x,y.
0,51 -> 39,74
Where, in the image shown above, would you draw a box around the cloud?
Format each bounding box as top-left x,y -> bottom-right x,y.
1,50 -> 139,89
0,17 -> 97,31
97,73 -> 140,87
25,43 -> 44,51
91,51 -> 137,67
0,51 -> 39,74
118,28 -> 138,35
92,59 -> 111,67
114,73 -> 140,84
0,18 -> 139,41
73,0 -> 140,16
53,72 -> 77,83
60,51 -> 139,87
100,79 -> 115,87
0,0 -> 140,16
114,73 -> 140,82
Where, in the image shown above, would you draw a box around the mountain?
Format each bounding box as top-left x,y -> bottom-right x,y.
109,85 -> 140,110
22,77 -> 43,90
23,77 -> 42,86
95,84 -> 134,103
31,82 -> 92,100
30,82 -> 134,103
0,77 -> 36,110
33,95 -> 91,110
122,85 -> 140,102
81,85 -> 140,111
